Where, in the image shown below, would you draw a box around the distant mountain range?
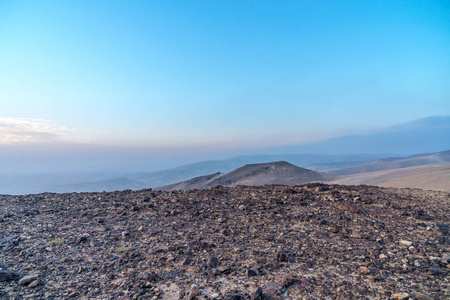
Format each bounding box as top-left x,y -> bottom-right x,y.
1,115 -> 449,194
44,150 -> 450,193
48,153 -> 386,193
329,150 -> 450,175
267,115 -> 450,155
159,161 -> 335,191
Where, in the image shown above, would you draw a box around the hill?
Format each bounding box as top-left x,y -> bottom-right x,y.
44,154 -> 381,194
332,162 -> 450,192
160,161 -> 335,190
329,150 -> 450,175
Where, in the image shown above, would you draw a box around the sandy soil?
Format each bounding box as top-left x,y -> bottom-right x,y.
332,162 -> 450,192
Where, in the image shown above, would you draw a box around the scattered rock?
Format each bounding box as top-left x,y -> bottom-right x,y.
0,184 -> 448,299
18,274 -> 39,286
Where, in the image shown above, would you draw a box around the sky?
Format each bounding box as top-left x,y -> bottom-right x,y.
0,0 -> 449,170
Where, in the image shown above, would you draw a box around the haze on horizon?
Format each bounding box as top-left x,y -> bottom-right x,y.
1,1 -> 449,173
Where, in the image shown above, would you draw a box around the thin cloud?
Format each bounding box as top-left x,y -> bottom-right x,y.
0,118 -> 80,144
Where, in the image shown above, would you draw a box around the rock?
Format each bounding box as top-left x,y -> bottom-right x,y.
217,266 -> 231,274
436,223 -> 449,235
411,291 -> 434,300
227,293 -> 244,300
187,286 -> 200,299
262,281 -> 284,294
182,256 -> 192,266
276,251 -> 287,262
251,287 -> 263,299
208,255 -> 220,268
329,226 -> 339,233
373,221 -> 385,229
391,292 -> 410,300
0,184 -> 448,299
77,235 -> 89,243
399,240 -> 413,247
233,245 -> 245,252
27,279 -> 43,288
19,274 -> 39,286
359,266 -> 371,275
414,210 -> 433,221
351,231 -> 362,239
0,270 -> 18,281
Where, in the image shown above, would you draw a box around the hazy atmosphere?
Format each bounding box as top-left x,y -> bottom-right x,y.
1,0 -> 449,188
1,2 -> 450,298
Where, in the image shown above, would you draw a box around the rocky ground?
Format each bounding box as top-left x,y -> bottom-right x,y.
0,183 -> 449,299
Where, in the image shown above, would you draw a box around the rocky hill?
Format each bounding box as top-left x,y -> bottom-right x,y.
1,184 -> 448,299
160,161 -> 335,191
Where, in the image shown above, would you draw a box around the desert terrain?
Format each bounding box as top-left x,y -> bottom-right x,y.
332,163 -> 450,193
1,183 -> 448,299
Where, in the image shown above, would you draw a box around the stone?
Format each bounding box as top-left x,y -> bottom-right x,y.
359,266 -> 371,275
391,292 -> 410,300
27,279 -> 43,288
411,291 -> 434,300
276,251 -> 287,262
251,287 -> 263,299
0,184 -> 448,299
399,240 -> 413,247
208,255 -> 220,268
227,293 -> 243,300
351,231 -> 362,239
19,274 -> 39,286
0,270 -> 18,281
262,281 -> 284,294
182,256 -> 192,266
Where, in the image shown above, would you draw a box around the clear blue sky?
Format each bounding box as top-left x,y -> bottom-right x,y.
0,0 -> 449,152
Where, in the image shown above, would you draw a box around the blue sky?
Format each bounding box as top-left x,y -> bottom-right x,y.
0,0 -> 449,152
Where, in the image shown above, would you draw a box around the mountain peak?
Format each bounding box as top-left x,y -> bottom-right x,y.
160,161 -> 335,191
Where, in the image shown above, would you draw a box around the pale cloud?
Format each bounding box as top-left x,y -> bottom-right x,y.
0,118 -> 80,144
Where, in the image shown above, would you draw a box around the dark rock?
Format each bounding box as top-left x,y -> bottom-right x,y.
276,251 -> 287,262
436,223 -> 449,235
414,210 -> 433,221
226,293 -> 243,300
77,235 -> 90,243
373,221 -> 385,229
251,287 -> 263,299
182,256 -> 192,266
0,270 -> 18,281
208,255 -> 220,268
